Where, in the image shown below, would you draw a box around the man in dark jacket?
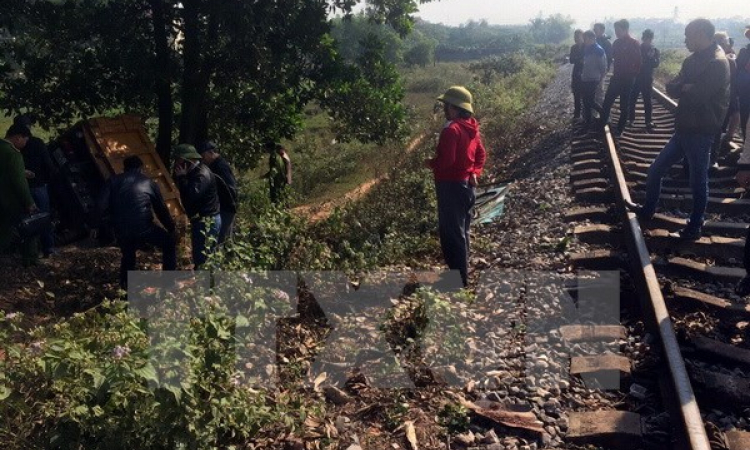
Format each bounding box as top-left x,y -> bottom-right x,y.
15,115 -> 56,257
198,141 -> 237,244
425,86 -> 487,287
736,26 -> 750,139
173,144 -> 221,269
569,29 -> 585,119
630,19 -> 730,240
97,156 -> 177,289
628,29 -> 660,129
600,19 -> 642,135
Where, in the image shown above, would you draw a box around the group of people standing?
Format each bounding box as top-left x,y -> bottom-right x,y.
0,117 -> 294,289
574,19 -> 750,295
100,140 -> 291,289
570,20 -> 661,135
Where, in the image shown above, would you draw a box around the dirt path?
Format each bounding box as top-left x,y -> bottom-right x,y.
292,131 -> 430,222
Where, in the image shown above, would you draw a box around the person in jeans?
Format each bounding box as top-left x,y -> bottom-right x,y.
628,29 -> 660,130
198,141 -> 238,244
733,120 -> 750,295
600,19 -> 642,136
714,32 -> 740,156
96,156 -> 177,289
173,144 -> 221,269
15,115 -> 56,257
425,86 -> 486,287
570,29 -> 586,119
580,30 -> 607,131
629,19 -> 730,241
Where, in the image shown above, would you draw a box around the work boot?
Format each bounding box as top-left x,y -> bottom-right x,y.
669,226 -> 702,241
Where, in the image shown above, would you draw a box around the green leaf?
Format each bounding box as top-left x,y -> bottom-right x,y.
0,384 -> 11,401
133,363 -> 159,384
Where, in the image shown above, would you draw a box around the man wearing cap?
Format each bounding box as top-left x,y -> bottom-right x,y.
173,144 -> 221,269
198,141 -> 238,244
0,124 -> 37,267
96,155 -> 177,289
425,86 -> 487,287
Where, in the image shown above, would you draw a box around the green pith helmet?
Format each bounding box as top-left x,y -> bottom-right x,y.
173,143 -> 202,160
438,86 -> 474,114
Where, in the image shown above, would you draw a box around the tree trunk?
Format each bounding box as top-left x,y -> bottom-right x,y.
178,0 -> 219,146
179,0 -> 203,145
150,0 -> 173,165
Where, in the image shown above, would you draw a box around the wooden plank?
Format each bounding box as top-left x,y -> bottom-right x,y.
565,207 -> 612,223
559,325 -> 627,342
645,229 -> 744,262
574,187 -> 614,204
574,224 -> 621,246
573,159 -> 606,172
726,431 -> 750,450
567,411 -> 642,450
570,250 -> 625,271
671,287 -> 750,317
666,258 -> 745,283
570,354 -> 631,376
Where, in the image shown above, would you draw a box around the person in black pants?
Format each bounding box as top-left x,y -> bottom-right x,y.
15,115 -> 57,257
96,156 -> 177,289
198,141 -> 238,244
600,19 -> 642,136
628,29 -> 660,130
570,29 -> 585,119
736,27 -> 750,140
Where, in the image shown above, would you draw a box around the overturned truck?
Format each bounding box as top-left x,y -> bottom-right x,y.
49,115 -> 187,244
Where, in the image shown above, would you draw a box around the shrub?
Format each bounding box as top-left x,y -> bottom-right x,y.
0,304 -> 277,449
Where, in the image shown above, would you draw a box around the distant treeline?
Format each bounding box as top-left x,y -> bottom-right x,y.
331,14 -> 575,66
595,17 -> 750,50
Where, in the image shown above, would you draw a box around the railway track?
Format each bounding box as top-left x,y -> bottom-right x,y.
566,87 -> 750,450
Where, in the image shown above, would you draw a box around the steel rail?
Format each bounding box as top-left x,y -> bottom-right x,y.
601,86 -> 711,450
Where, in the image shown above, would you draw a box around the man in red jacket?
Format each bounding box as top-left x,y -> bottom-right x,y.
425,86 -> 487,287
600,19 -> 642,136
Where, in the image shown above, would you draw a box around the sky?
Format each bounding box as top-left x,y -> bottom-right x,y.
415,0 -> 750,28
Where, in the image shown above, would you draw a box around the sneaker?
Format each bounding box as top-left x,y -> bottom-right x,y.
626,120 -> 635,128
646,122 -> 655,130
669,227 -> 702,241
624,201 -> 653,224
736,276 -> 750,297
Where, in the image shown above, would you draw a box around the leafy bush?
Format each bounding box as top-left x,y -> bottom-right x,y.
655,48 -> 688,84
0,304 -> 278,449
